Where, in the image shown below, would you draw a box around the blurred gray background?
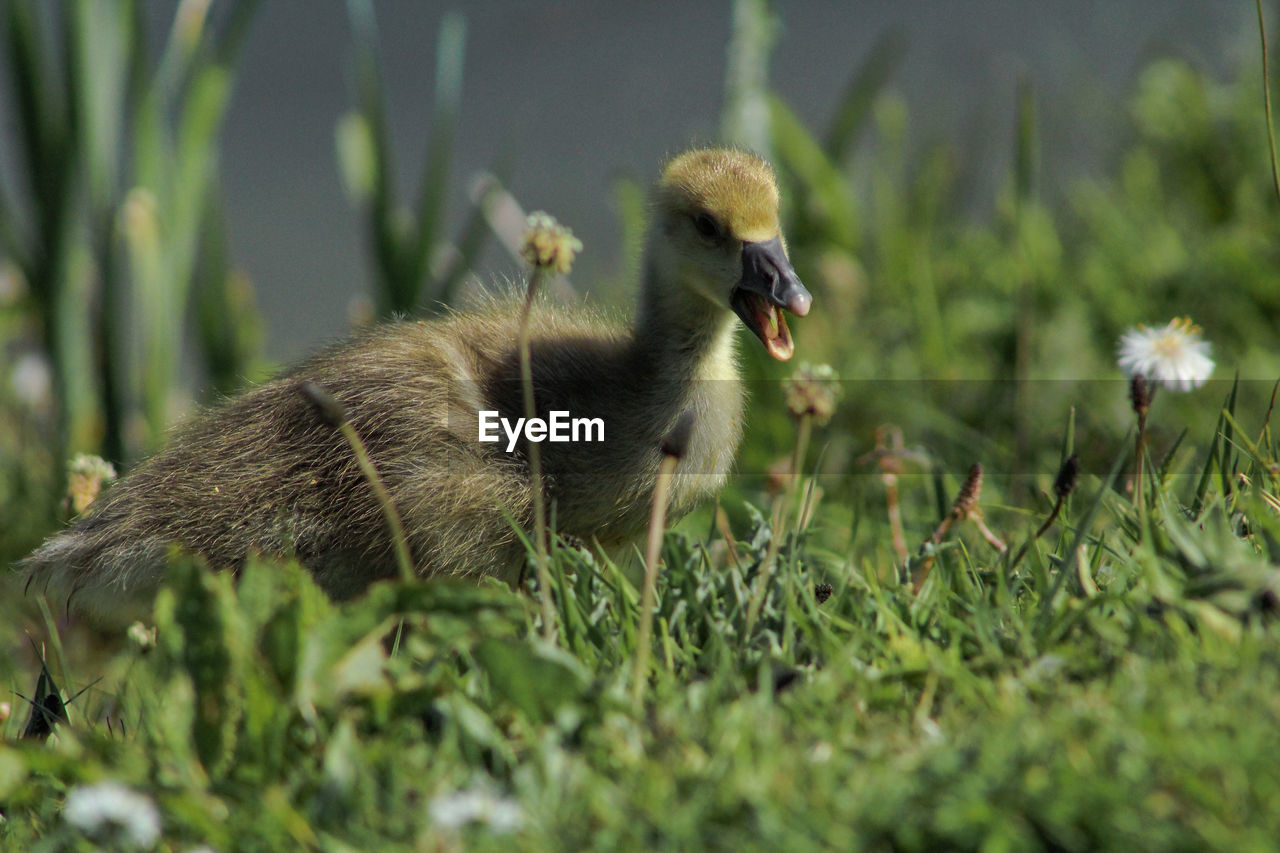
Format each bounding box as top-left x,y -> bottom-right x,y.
202,1 -> 1251,359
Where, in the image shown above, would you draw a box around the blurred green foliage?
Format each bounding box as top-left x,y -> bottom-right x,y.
757,48 -> 1280,475
5,427 -> 1280,848
0,0 -> 260,469
337,1 -> 494,317
6,2 -> 1280,850
0,0 -> 261,564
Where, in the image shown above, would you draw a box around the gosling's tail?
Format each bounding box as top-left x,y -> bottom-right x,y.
17,524 -> 167,624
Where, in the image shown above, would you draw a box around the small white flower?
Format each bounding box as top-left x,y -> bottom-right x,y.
808,741 -> 834,764
127,621 -> 158,651
1117,317 -> 1214,391
10,352 -> 52,410
64,781 -> 161,849
917,717 -> 945,744
428,784 -> 524,834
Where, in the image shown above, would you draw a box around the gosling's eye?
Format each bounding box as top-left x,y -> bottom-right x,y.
692,212 -> 723,241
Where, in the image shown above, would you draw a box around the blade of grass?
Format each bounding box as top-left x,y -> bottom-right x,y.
722,0 -> 776,158
1034,435 -> 1129,642
0,168 -> 27,266
211,0 -> 262,69
429,160 -> 510,309
1193,404 -> 1227,517
1059,406 -> 1076,463
824,30 -> 907,164
172,65 -> 232,273
4,0 -> 69,256
1059,407 -> 1077,518
409,11 -> 466,309
70,0 -> 130,212
769,93 -> 859,250
1257,0 -> 1280,204
1014,77 -> 1038,207
347,0 -> 402,313
1255,377 -> 1280,453
1218,374 -> 1240,508
1221,410 -> 1269,475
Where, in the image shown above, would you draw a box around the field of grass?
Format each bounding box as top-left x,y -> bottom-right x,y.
5,2 -> 1280,850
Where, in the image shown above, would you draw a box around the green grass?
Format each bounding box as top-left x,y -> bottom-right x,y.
4,396 -> 1280,849
6,3 -> 1280,850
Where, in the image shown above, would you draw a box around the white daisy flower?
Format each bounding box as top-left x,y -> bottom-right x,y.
1117,317 -> 1214,391
64,781 -> 161,849
428,784 -> 524,834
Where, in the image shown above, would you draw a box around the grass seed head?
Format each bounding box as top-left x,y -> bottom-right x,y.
784,362 -> 840,424
299,380 -> 349,429
952,463 -> 983,520
521,211 -> 582,275
1054,453 -> 1081,499
1129,373 -> 1154,417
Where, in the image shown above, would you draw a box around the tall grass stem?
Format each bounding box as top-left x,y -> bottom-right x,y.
518,270 -> 556,642
789,414 -> 813,536
632,454 -> 678,712
746,415 -> 810,636
299,381 -> 414,582
1258,0 -> 1280,204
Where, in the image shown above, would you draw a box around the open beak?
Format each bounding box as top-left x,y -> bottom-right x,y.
730,236 -> 811,361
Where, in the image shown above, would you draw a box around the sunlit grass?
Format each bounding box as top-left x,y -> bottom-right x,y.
6,1 -> 1280,849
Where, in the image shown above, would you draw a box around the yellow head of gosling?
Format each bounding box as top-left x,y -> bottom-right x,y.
643,148 -> 811,361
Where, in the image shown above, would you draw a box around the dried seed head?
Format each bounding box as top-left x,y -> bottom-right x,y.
521,211 -> 582,275
765,456 -> 791,494
1129,373 -> 1154,417
783,362 -> 841,425
661,410 -> 696,460
66,454 -> 117,515
1053,453 -> 1081,499
877,452 -> 903,477
299,380 -> 348,429
951,463 -> 983,520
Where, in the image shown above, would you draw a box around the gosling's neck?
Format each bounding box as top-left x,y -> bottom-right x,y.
631,252 -> 740,384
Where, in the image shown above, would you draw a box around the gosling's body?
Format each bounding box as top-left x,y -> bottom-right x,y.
20,148 -> 810,616
28,304 -> 740,605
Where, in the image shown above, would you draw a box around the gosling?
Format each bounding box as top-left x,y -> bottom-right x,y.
19,147 -> 812,618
